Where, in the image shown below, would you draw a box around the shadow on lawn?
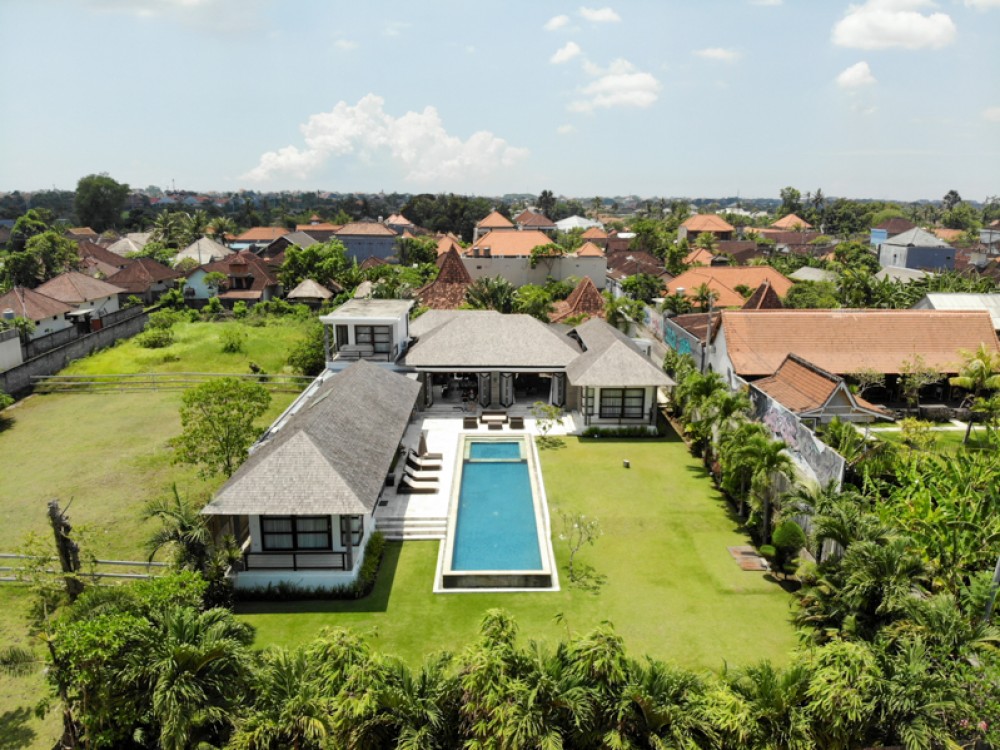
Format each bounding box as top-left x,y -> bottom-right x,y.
0,707 -> 36,750
234,541 -> 402,615
0,414 -> 14,433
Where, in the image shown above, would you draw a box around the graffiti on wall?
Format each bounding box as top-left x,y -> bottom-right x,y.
752,389 -> 844,488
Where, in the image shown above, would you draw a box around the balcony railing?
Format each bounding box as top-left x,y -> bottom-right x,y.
243,550 -> 348,571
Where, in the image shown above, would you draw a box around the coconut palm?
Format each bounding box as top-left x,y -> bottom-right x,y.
718,421 -> 771,515
949,343 -> 1000,444
744,436 -> 796,544
151,210 -> 185,248
465,275 -> 516,313
209,216 -> 238,245
692,282 -> 718,311
143,484 -> 212,572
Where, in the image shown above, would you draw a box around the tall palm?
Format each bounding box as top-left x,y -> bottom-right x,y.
209,216 -> 238,246
465,275 -> 516,313
746,436 -> 795,544
702,389 -> 751,464
718,421 -> 771,515
693,282 -> 718,311
948,343 -> 1000,444
128,607 -> 255,750
143,484 -> 211,572
152,210 -> 184,248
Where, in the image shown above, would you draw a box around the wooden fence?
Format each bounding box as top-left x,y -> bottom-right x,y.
0,552 -> 168,583
32,371 -> 314,395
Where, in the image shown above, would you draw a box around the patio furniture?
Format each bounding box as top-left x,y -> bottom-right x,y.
488,422 -> 503,431
480,410 -> 508,426
463,416 -> 479,429
406,451 -> 442,471
404,466 -> 439,482
417,430 -> 444,460
398,475 -> 438,494
509,416 -> 525,429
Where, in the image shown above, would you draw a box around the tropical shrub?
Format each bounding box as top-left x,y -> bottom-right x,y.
136,327 -> 173,348
219,326 -> 246,353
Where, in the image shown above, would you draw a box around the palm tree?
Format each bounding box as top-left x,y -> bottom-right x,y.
604,292 -> 644,331
718,421 -> 771,515
465,275 -> 516,313
726,661 -> 814,750
209,216 -> 238,245
692,282 -> 718,311
745,436 -> 796,544
143,484 -> 211,572
152,210 -> 184,248
949,343 -> 1000,444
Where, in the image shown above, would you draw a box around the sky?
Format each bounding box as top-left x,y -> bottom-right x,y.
1,0 -> 998,202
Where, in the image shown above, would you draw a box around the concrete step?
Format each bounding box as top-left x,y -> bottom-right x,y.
378,516 -> 448,541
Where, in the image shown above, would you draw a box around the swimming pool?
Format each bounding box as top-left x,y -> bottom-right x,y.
439,436 -> 555,590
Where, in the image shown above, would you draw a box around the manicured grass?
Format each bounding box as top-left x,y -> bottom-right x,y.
240,434 -> 798,671
870,427 -> 994,453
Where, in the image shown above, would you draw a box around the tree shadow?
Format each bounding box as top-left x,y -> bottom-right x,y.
762,573 -> 802,593
0,414 -> 14,433
0,707 -> 37,750
234,541 -> 402,615
536,436 -> 566,450
565,563 -> 606,594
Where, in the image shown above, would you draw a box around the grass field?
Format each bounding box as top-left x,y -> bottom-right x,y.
869,426 -> 994,453
239,435 -> 799,672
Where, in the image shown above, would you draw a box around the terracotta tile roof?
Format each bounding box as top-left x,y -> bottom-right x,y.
875,217 -> 916,235
670,312 -> 714,344
77,241 -> 132,271
469,230 -> 552,257
436,235 -> 462,256
336,222 -> 397,237
666,267 -> 793,308
719,309 -> 1000,377
296,222 -> 343,233
234,227 -> 289,242
750,229 -> 824,245
742,279 -> 784,310
515,209 -> 556,228
606,250 -> 664,274
416,248 -> 473,310
0,286 -> 72,321
386,213 -> 413,225
78,256 -> 121,279
574,241 -> 605,257
751,354 -> 889,417
105,258 -> 181,293
581,227 -> 608,240
716,240 -> 763,263
194,251 -> 278,292
684,247 -> 715,266
476,210 -> 514,229
65,227 -> 98,238
771,214 -> 812,230
932,227 -> 963,243
550,276 -> 606,323
680,214 -> 734,233
359,256 -> 388,270
35,271 -> 126,305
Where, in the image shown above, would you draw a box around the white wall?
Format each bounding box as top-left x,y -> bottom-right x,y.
0,332 -> 22,372
463,256 -> 607,289
30,313 -> 73,339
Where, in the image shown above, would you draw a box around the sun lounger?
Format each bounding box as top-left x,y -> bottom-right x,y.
407,451 -> 442,471
398,475 -> 438,494
404,466 -> 439,482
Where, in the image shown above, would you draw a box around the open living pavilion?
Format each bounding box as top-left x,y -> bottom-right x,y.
203,299 -> 673,590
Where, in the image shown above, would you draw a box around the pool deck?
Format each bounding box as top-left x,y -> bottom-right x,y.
375,410 -> 582,540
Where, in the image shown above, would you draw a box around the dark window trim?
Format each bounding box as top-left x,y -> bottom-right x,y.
260,515 -> 333,551
599,387 -> 646,420
339,515 -> 363,547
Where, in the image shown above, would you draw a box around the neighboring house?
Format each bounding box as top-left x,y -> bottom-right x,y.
912,293 -> 1000,332
185,251 -> 280,306
0,287 -> 73,339
464,230 -> 607,289
359,255 -> 388,272
230,227 -> 290,252
77,241 -> 132,277
259,231 -> 318,261
334,222 -> 397,263
200,360 -> 423,590
870,217 -> 917,249
606,231 -> 633,254
514,209 -> 557,234
35,272 -> 124,319
741,279 -> 784,310
297,222 -> 343,243
435,233 -> 464,256
875,266 -> 931,284
64,227 -> 99,242
665,266 -> 793,309
555,215 -> 603,232
549,276 -> 605,323
771,214 -> 812,231
877,227 -> 954,271
684,247 -> 716,266
706,309 -> 1000,390
749,354 -> 891,427
677,214 -> 734,243
174,236 -> 234,267
106,232 -> 152,257
472,210 -> 515,242
105,258 -> 181,303
716,240 -> 762,263
662,311 -> 714,368
415,247 -> 473,310
605,250 -> 670,298
385,213 -> 416,235
322,298 -> 414,368
580,226 -> 609,248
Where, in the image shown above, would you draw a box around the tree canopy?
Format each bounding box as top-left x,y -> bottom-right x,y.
279,240 -> 349,290
74,173 -> 129,232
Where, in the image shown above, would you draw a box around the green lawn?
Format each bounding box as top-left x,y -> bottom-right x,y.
870,426 -> 994,453
240,435 -> 798,671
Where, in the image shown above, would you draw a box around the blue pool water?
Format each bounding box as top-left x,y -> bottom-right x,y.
452,442 -> 542,571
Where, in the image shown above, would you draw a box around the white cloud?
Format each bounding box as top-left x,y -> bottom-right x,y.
694,47 -> 741,62
544,14 -> 570,30
551,42 -> 582,64
983,106 -> 1000,122
579,6 -> 621,22
569,58 -> 661,113
557,124 -> 576,135
832,0 -> 956,50
334,39 -> 358,51
243,94 -> 529,184
836,60 -> 877,88
965,0 -> 1000,7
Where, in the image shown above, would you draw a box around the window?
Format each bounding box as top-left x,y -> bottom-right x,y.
355,325 -> 392,354
599,388 -> 645,419
260,516 -> 332,551
339,515 -> 363,547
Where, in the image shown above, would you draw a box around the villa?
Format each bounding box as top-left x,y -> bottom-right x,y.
203,299 -> 674,591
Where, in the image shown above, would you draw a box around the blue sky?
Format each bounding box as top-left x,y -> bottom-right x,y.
1,0 -> 998,201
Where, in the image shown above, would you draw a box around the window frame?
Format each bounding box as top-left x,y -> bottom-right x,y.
260,515 -> 333,551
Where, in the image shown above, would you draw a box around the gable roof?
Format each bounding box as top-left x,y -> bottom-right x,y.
565,318 -> 675,387
174,236 -> 233,266
550,276 -> 606,323
515,209 -> 556,228
882,227 -> 950,248
405,310 -> 581,369
913,293 -> 1000,329
680,214 -> 734,233
191,251 -> 279,295
875,217 -> 916,235
469,229 -> 552,257
416,248 -> 473,310
719,309 -> 1000,377
234,227 -> 290,242
574,241 -> 605,257
476,210 -> 514,229
435,234 -> 463,256
771,214 -> 812,230
606,250 -> 665,276
666,267 -> 793,308
105,258 -> 181,293
0,286 -> 72,321
386,213 -> 413,226
269,231 -> 319,250
106,233 -> 152,257
203,361 -> 421,517
742,279 -> 784,310
581,226 -> 609,239
35,272 -> 125,304
359,255 -> 388,270
684,247 -> 716,266
77,241 -> 132,270
287,278 -> 334,301
750,354 -> 888,419
336,222 -> 397,237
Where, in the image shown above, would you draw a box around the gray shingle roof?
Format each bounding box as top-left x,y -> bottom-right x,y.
882,227 -> 950,248
565,318 -> 676,387
404,310 -> 581,369
202,361 -> 421,517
